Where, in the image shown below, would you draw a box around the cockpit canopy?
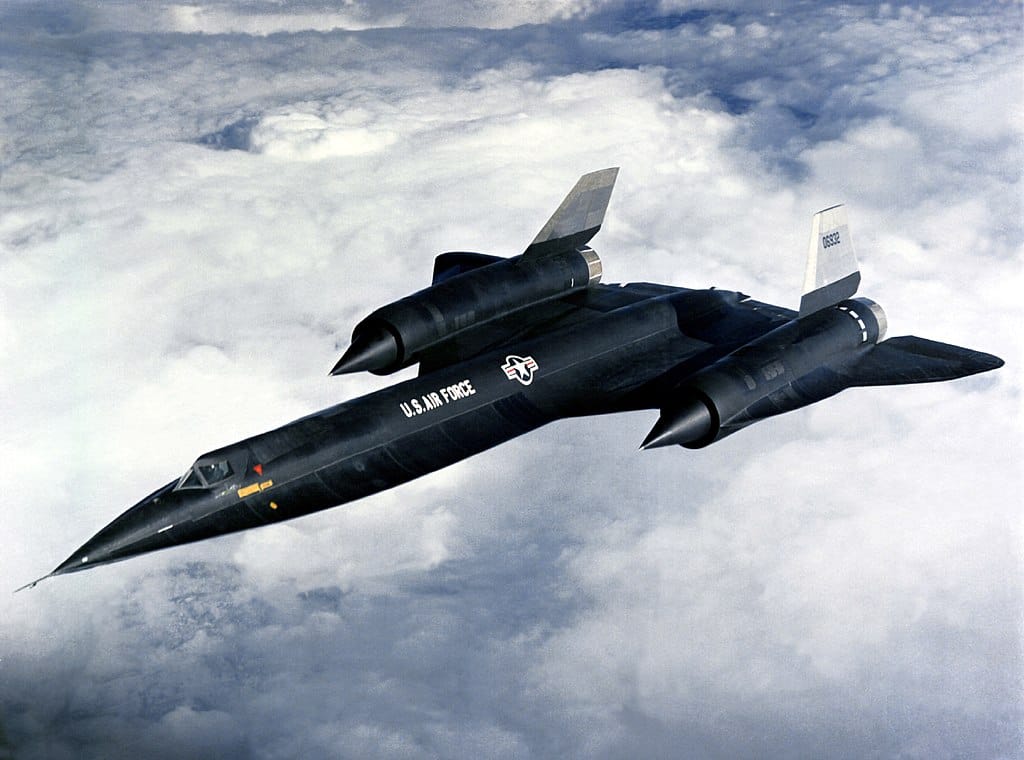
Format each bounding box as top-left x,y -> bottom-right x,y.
176,456 -> 235,490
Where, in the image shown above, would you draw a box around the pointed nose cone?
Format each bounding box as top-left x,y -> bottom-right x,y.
641,400 -> 714,449
52,546 -> 103,576
50,479 -> 182,577
330,326 -> 399,375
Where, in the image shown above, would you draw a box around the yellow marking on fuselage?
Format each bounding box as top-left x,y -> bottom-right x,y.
237,479 -> 275,499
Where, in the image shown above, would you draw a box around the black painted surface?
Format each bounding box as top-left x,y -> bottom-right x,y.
50,273 -> 1003,579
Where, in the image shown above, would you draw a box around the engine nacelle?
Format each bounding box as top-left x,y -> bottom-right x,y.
332,247 -> 601,375
643,298 -> 886,448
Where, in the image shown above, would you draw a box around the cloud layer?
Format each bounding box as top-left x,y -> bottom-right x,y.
1,2 -> 1020,758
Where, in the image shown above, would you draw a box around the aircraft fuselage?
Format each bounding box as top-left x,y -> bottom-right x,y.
56,289 -> 745,574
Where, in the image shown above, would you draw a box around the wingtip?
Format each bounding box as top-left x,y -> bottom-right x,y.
984,353 -> 1005,371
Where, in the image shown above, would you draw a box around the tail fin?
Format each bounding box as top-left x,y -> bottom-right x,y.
799,205 -> 861,317
842,336 -> 1004,386
524,168 -> 619,258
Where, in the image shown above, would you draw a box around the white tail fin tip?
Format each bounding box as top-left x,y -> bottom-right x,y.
799,204 -> 860,317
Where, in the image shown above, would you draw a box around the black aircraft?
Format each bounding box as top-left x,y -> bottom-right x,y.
23,168 -> 1003,589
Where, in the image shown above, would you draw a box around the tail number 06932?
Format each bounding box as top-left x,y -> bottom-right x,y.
822,231 -> 841,248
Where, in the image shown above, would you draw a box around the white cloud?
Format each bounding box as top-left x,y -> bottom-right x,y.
15,0 -> 606,35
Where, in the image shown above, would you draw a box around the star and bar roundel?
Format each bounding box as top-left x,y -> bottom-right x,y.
501,355 -> 539,386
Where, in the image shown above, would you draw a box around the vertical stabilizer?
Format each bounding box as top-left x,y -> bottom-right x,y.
799,204 -> 860,317
524,168 -> 619,258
